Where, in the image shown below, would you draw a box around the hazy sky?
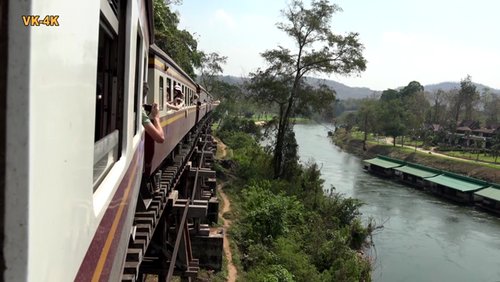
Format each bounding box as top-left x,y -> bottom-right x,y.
176,0 -> 500,90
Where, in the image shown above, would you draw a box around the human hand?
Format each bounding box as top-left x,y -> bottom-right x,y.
150,103 -> 160,118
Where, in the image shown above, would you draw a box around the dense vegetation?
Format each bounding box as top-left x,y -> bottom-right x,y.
215,115 -> 373,282
336,77 -> 500,159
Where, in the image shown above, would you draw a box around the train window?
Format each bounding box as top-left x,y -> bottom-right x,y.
133,33 -> 142,134
108,0 -> 120,16
166,78 -> 172,102
159,76 -> 164,110
93,17 -> 120,189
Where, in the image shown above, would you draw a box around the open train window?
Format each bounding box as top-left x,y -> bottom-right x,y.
167,78 -> 172,102
133,33 -> 143,134
159,76 -> 164,110
93,17 -> 120,189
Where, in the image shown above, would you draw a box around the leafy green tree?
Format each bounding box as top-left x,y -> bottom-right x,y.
377,98 -> 407,146
294,83 -> 336,118
401,84 -> 429,147
153,0 -> 202,77
198,52 -> 228,92
356,98 -> 378,150
482,91 -> 500,126
237,183 -> 305,245
400,80 -> 424,98
459,75 -> 480,121
430,89 -> 446,124
380,88 -> 400,101
248,0 -> 366,177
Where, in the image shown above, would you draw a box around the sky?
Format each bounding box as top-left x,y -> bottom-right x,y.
176,0 -> 500,91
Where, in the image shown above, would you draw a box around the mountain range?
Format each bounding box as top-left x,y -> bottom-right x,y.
218,75 -> 500,100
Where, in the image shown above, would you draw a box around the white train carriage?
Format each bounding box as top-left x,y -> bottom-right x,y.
2,0 -> 156,281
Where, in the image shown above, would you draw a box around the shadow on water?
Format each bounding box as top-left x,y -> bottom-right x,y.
294,124 -> 500,282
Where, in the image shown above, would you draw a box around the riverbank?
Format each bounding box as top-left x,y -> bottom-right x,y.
213,119 -> 373,281
295,124 -> 500,282
252,115 -> 313,125
333,130 -> 500,184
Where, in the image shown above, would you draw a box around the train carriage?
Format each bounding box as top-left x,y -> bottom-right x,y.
2,0 -> 218,281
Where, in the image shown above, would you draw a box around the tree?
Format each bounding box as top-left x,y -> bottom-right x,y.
380,88 -> 400,101
459,75 -> 480,121
400,80 -> 424,98
198,52 -> 227,93
400,82 -> 429,147
377,98 -> 407,146
210,80 -> 244,128
430,89 -> 446,124
482,91 -> 500,126
294,82 -> 336,118
356,98 -> 378,150
153,0 -> 202,77
249,0 -> 366,177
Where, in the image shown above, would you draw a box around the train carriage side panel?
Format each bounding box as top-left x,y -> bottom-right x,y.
25,0 -> 103,281
3,0 -> 155,281
4,1 -> 31,281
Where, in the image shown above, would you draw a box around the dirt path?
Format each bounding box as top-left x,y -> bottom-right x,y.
381,137 -> 500,167
219,184 -> 237,282
214,137 -> 237,282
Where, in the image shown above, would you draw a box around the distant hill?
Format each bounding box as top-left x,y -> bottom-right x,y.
217,75 -> 500,99
423,82 -> 500,95
303,77 -> 376,99
218,75 -> 377,100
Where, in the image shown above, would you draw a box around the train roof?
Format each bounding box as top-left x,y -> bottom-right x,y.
149,44 -> 197,87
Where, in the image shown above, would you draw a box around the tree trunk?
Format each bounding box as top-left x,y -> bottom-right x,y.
273,105 -> 285,178
363,114 -> 368,151
393,136 -> 396,147
401,136 -> 404,147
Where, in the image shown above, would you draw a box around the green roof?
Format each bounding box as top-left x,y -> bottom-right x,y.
425,174 -> 487,192
364,158 -> 404,169
394,165 -> 440,178
474,186 -> 500,202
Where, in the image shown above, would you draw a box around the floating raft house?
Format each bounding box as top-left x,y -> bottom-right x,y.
425,172 -> 489,204
363,155 -> 497,206
474,184 -> 500,214
393,163 -> 441,188
363,156 -> 404,177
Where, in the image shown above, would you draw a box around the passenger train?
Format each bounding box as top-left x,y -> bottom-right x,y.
2,0 -> 217,281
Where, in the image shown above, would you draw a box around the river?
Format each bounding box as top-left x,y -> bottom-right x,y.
294,124 -> 500,282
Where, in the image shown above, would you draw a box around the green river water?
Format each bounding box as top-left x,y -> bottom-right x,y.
294,124 -> 500,282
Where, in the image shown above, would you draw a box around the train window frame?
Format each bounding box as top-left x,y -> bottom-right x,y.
159,76 -> 164,110
100,0 -> 119,33
93,15 -> 121,190
133,32 -> 143,135
166,77 -> 172,102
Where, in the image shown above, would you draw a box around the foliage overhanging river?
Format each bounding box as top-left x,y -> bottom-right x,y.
294,124 -> 500,282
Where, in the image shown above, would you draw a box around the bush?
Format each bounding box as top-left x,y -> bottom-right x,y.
215,119 -> 373,281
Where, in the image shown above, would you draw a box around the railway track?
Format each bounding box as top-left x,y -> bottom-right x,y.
122,116 -> 219,282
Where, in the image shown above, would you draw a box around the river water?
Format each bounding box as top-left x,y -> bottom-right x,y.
294,124 -> 500,282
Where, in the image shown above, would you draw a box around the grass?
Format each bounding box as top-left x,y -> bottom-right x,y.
440,150 -> 499,163
251,114 -> 275,122
350,130 -> 377,142
251,114 -> 312,124
346,130 -> 500,168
